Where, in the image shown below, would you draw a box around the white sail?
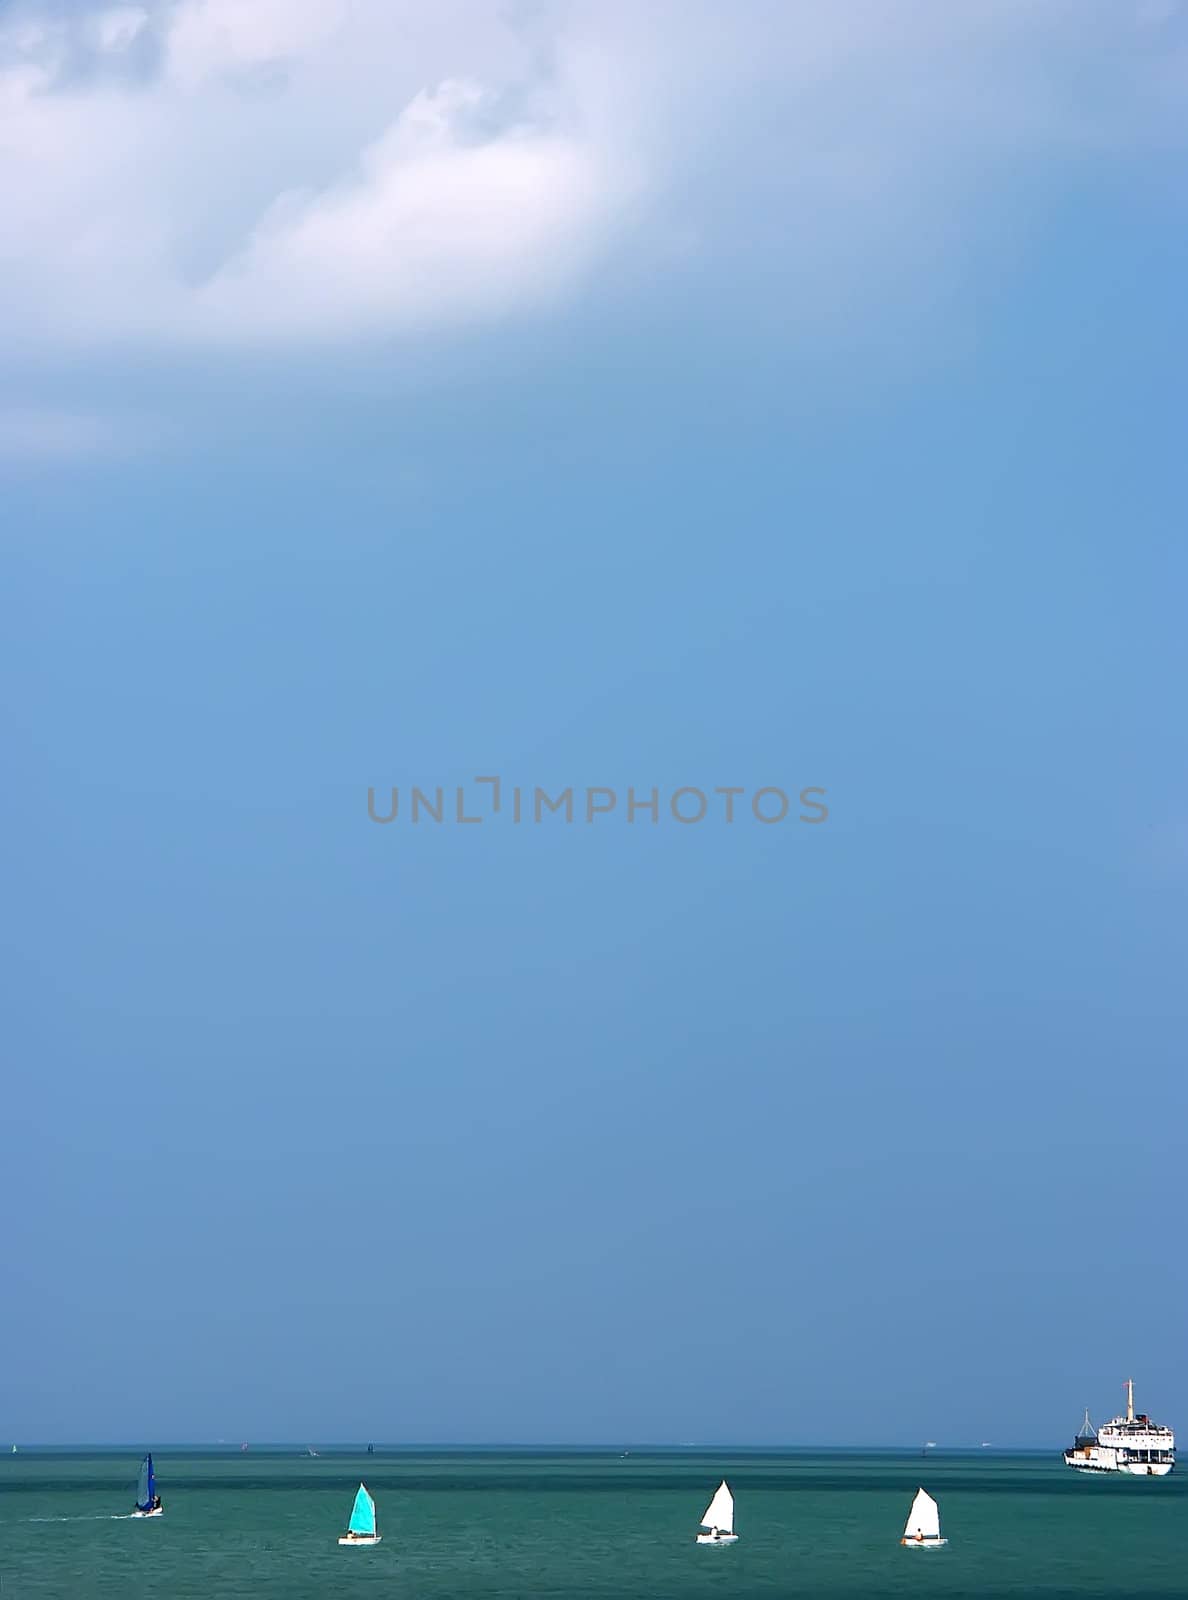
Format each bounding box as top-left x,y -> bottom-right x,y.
903,1488 -> 940,1541
700,1480 -> 734,1533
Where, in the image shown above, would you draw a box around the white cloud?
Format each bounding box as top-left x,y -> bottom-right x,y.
0,0 -> 640,349
188,80 -> 624,343
0,0 -> 1184,354
94,8 -> 149,54
165,0 -> 349,89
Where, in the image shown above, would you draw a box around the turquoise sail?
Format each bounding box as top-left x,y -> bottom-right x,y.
347,1484 -> 376,1536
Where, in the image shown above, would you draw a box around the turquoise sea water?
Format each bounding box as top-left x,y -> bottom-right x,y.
2,1449 -> 1186,1599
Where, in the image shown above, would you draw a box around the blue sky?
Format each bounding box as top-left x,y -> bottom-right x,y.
2,0 -> 1186,1446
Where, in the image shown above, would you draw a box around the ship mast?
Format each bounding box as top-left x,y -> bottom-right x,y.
1125,1378 -> 1135,1423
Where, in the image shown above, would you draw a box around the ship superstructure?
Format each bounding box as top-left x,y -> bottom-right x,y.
1064,1380 -> 1174,1477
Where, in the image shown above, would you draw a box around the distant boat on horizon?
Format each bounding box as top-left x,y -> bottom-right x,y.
338,1481 -> 381,1547
131,1454 -> 163,1518
695,1479 -> 738,1545
900,1487 -> 946,1549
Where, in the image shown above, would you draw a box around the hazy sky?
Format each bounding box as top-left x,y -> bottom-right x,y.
3,0 -> 1186,1446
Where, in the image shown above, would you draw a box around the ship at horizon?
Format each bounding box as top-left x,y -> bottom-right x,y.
1064,1380 -> 1174,1477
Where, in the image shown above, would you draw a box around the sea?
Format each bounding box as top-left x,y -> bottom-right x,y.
2,1447 -> 1186,1599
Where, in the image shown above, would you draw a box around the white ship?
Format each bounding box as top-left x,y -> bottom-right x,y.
1064,1380 -> 1174,1477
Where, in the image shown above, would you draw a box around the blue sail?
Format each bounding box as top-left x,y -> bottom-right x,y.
347,1483 -> 376,1536
135,1455 -> 154,1510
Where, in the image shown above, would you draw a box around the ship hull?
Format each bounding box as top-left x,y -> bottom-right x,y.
1064,1453 -> 1174,1476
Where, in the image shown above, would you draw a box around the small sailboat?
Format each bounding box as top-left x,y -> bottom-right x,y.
695,1479 -> 738,1545
131,1454 -> 163,1517
900,1487 -> 945,1548
338,1481 -> 381,1546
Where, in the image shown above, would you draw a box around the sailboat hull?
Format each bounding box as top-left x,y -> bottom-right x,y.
901,1537 -> 947,1549
131,1508 -> 164,1518
338,1534 -> 382,1546
696,1533 -> 738,1544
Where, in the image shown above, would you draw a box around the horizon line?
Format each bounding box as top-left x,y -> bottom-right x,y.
4,1440 -> 1050,1452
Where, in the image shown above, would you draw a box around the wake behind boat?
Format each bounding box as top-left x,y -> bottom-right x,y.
131,1454 -> 163,1517
695,1480 -> 738,1544
338,1482 -> 381,1546
900,1487 -> 945,1548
